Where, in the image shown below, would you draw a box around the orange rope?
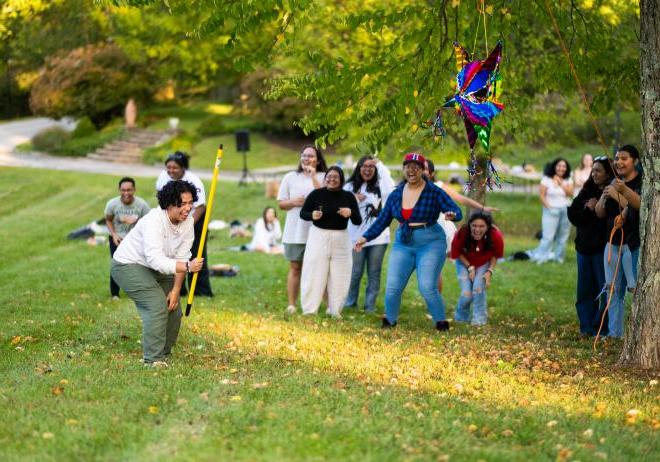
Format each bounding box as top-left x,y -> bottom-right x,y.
593,214 -> 625,349
543,0 -> 609,153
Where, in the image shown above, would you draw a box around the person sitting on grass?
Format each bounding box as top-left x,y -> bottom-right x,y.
104,177 -> 150,300
246,206 -> 283,254
111,180 -> 204,367
450,211 -> 504,326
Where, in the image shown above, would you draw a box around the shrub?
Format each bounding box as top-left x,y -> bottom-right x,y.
197,114 -> 228,137
71,117 -> 96,139
31,127 -> 71,152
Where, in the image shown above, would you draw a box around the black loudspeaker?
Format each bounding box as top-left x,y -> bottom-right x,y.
235,130 -> 250,152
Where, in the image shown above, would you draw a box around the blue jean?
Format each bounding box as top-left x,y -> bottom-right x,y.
603,244 -> 639,338
576,251 -> 607,336
454,261 -> 489,325
529,207 -> 570,263
345,244 -> 388,311
384,224 -> 447,324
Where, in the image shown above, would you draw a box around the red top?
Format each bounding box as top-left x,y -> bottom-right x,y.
450,225 -> 504,268
401,207 -> 413,221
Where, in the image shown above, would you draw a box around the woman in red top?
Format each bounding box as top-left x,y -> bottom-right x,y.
450,211 -> 504,325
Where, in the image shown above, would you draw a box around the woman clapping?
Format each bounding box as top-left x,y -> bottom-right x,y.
299,167 -> 361,317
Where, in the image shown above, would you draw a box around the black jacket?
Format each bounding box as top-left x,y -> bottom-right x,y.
567,185 -> 608,255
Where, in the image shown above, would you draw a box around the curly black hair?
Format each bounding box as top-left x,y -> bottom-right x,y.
461,210 -> 495,253
157,180 -> 198,209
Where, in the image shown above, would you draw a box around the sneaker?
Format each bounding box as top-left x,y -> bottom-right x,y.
286,304 -> 297,314
381,317 -> 397,328
111,295 -> 120,301
436,321 -> 450,331
144,360 -> 168,368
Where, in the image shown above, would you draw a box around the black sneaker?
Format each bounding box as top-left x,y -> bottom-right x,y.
436,320 -> 450,331
382,317 -> 397,328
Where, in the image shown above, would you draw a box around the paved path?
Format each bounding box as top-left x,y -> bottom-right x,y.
0,117 -> 76,152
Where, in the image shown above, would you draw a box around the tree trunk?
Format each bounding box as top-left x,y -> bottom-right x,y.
619,0 -> 660,369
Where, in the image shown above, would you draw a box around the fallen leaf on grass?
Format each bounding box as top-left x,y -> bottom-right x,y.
625,409 -> 641,425
148,406 -> 159,414
252,382 -> 269,389
65,419 -> 78,426
42,432 -> 54,439
11,336 -> 22,345
467,424 -> 478,433
546,420 -> 558,427
501,429 -> 514,437
230,395 -> 242,401
51,386 -> 64,396
583,428 -> 594,438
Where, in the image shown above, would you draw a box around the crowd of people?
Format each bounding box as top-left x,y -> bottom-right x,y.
105,144 -> 642,366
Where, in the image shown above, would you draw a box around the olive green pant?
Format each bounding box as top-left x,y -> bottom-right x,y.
111,261 -> 182,363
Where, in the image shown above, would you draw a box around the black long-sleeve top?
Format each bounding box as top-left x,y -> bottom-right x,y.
567,184 -> 608,255
300,187 -> 362,230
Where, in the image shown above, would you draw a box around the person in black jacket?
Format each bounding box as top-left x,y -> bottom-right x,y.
299,166 -> 362,317
567,157 -> 615,336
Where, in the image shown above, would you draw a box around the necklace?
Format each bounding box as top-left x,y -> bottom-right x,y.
165,210 -> 182,235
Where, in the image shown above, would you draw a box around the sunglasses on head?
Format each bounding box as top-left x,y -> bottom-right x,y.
593,156 -> 609,161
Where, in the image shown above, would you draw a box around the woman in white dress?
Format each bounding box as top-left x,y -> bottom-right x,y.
248,206 -> 283,254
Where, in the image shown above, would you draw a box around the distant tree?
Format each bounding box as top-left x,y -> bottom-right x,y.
29,43 -> 153,126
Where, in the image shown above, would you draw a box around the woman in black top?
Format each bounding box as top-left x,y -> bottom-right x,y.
594,145 -> 643,338
567,157 -> 615,336
299,166 -> 362,317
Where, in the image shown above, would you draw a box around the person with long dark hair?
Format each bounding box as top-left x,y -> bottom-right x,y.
300,166 -> 361,316
111,181 -> 204,367
527,157 -> 573,263
594,145 -> 643,338
278,145 -> 328,314
343,155 -> 395,312
156,151 -> 213,297
567,156 -> 615,336
247,206 -> 283,254
450,211 -> 504,326
355,153 -> 462,331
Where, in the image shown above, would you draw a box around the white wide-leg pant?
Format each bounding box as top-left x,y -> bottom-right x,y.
301,226 -> 353,316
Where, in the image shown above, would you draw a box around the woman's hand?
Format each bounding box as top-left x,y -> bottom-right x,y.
312,210 -> 323,220
166,289 -> 180,311
445,211 -> 457,221
189,258 -> 204,273
337,207 -> 352,218
553,175 -> 563,186
111,234 -> 122,246
303,165 -> 317,177
483,271 -> 492,288
356,193 -> 366,202
354,237 -> 367,252
584,198 -> 598,210
467,265 -> 476,281
483,206 -> 498,213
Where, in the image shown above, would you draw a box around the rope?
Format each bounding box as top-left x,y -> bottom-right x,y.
593,214 -> 625,349
543,0 -> 608,153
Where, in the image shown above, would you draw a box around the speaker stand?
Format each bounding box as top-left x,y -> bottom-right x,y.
238,150 -> 256,186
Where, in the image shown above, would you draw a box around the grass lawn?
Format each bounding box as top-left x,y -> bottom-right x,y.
1,168 -> 658,461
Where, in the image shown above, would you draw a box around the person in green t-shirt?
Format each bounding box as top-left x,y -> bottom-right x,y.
104,177 -> 151,298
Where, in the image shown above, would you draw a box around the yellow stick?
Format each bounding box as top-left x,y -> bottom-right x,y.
186,144 -> 223,316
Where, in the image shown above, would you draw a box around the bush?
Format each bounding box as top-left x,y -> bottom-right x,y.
71,117 -> 96,139
197,114 -> 228,137
32,127 -> 71,152
55,127 -> 123,157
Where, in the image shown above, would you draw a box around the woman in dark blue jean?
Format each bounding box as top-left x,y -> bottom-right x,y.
567,157 -> 615,336
354,153 -> 462,331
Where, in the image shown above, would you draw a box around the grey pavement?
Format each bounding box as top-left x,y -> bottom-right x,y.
0,118 -> 538,191
0,117 -> 75,152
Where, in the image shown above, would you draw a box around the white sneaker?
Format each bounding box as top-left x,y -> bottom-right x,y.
144,360 -> 168,368
286,305 -> 297,314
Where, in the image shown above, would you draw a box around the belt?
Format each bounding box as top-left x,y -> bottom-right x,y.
408,223 -> 431,230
